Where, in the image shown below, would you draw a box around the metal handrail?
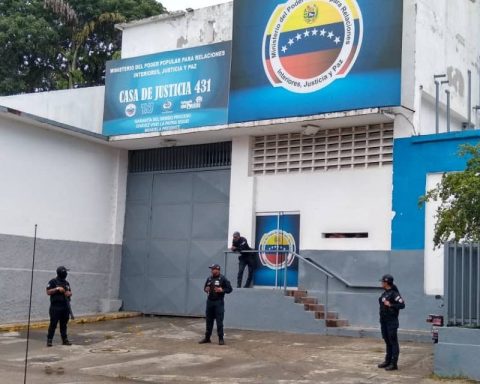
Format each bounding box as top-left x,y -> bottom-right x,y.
289,252 -> 381,322
224,249 -> 292,289
223,250 -> 260,277
224,249 -> 380,324
299,255 -> 380,289
291,252 -> 333,278
224,250 -> 379,288
288,251 -> 332,320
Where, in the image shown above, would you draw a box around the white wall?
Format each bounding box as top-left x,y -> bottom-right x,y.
228,136 -> 255,242
229,137 -> 393,251
0,87 -> 105,134
120,3 -> 233,59
401,0 -> 417,113
414,0 -> 480,135
424,173 -> 446,295
255,168 -> 392,251
0,116 -> 127,245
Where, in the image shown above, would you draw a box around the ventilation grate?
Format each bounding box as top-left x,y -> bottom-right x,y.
129,141 -> 232,173
251,123 -> 394,175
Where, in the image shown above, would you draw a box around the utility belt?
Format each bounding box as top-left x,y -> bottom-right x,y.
207,296 -> 224,302
380,312 -> 399,322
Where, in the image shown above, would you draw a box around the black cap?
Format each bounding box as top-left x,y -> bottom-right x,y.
380,274 -> 394,284
209,264 -> 221,270
56,266 -> 69,274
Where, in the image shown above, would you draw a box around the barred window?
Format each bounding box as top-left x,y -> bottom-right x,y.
129,142 -> 231,173
251,123 -> 393,175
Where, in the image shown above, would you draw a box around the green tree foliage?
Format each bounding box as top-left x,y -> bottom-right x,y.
0,0 -> 165,94
0,0 -> 59,94
419,143 -> 480,247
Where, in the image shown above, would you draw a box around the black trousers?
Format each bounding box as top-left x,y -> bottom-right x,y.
47,306 -> 69,340
205,300 -> 225,339
380,318 -> 399,364
237,255 -> 255,288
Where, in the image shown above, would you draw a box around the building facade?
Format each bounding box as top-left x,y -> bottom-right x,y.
0,0 -> 479,330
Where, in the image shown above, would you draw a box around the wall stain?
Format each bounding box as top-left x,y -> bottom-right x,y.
177,36 -> 188,48
447,67 -> 465,97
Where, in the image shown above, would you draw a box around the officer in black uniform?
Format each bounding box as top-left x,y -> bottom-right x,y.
199,264 -> 233,345
46,266 -> 73,347
378,274 -> 405,371
231,231 -> 255,288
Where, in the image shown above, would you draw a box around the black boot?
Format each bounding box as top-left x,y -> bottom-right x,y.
377,361 -> 390,368
219,338 -> 225,345
385,363 -> 398,371
46,339 -> 53,347
62,339 -> 72,346
198,337 -> 211,344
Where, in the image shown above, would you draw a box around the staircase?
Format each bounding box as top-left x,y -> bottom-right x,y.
286,289 -> 349,327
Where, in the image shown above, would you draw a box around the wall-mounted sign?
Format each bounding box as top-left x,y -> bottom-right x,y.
229,0 -> 403,123
255,213 -> 300,287
103,41 -> 231,136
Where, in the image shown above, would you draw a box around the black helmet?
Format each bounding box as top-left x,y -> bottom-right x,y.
380,274 -> 394,284
56,266 -> 69,279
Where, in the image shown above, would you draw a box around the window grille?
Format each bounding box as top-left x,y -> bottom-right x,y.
251,123 -> 393,175
129,141 -> 231,173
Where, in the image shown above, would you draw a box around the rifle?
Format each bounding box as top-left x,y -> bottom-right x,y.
54,278 -> 74,320
66,298 -> 75,320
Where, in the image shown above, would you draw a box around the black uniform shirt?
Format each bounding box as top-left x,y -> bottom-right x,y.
232,236 -> 251,254
204,275 -> 233,301
379,287 -> 405,321
47,278 -> 71,307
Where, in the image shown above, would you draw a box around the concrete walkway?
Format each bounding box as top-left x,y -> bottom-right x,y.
0,316 -> 471,383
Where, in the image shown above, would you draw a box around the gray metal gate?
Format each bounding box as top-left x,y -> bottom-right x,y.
445,242 -> 480,326
120,144 -> 231,316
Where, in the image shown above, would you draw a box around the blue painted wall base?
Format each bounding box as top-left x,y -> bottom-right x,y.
435,327 -> 480,381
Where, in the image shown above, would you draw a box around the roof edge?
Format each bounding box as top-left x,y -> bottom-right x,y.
0,105 -> 109,143
115,11 -> 187,31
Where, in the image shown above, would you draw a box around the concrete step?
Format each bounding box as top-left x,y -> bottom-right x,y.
326,319 -> 349,327
225,288 -> 327,333
314,311 -> 339,320
289,290 -> 308,299
229,289 -> 348,332
296,297 -> 318,305
304,303 -> 325,312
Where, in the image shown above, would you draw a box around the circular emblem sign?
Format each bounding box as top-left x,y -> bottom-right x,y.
262,0 -> 363,93
258,230 -> 296,270
125,103 -> 137,117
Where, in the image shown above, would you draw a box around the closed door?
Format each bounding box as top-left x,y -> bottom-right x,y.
120,168 -> 230,315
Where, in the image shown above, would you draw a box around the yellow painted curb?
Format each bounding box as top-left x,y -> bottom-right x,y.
0,312 -> 142,333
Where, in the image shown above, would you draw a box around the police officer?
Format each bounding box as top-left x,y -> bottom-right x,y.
378,274 -> 405,371
46,266 -> 73,347
231,231 -> 255,288
199,264 -> 233,345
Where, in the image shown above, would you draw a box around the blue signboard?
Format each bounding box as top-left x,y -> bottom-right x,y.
103,41 -> 231,136
229,0 -> 403,123
254,213 -> 300,287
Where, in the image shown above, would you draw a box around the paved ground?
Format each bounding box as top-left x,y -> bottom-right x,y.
0,316 -> 472,384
